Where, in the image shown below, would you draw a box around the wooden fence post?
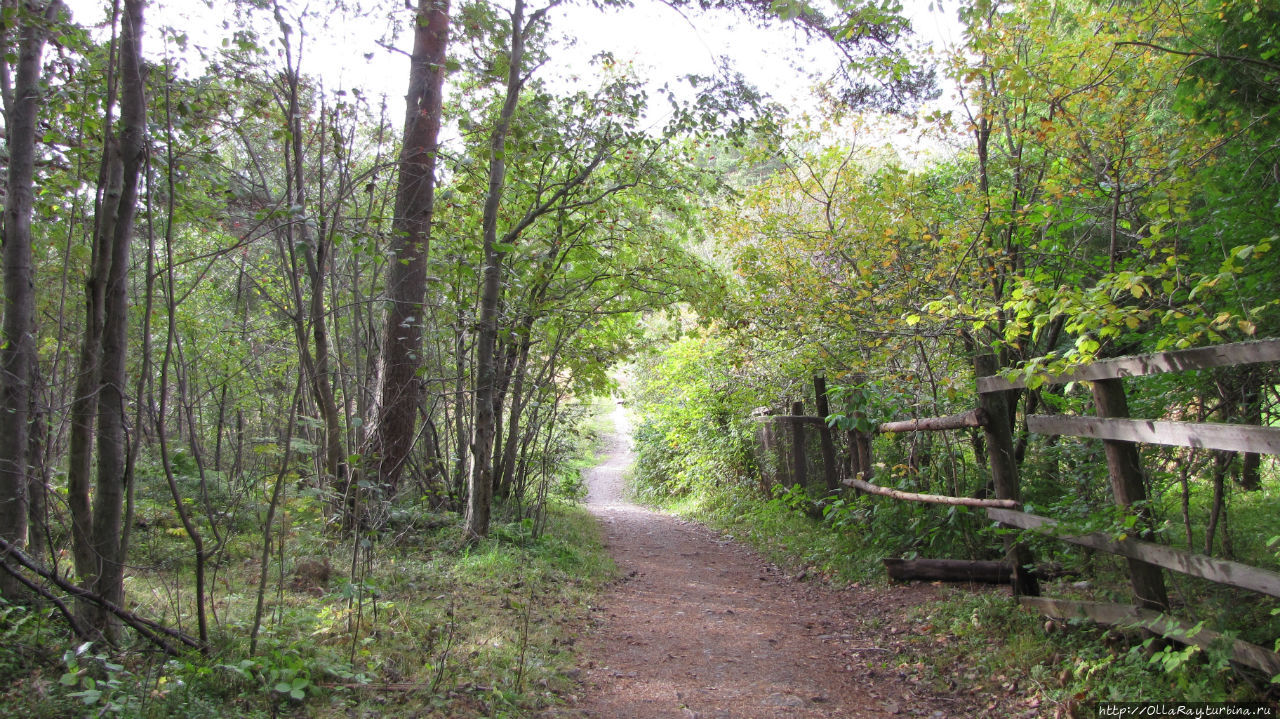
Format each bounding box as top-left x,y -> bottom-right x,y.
857,430 -> 872,480
814,376 -> 839,492
975,353 -> 1040,597
754,410 -> 779,495
845,424 -> 873,484
790,400 -> 807,488
1090,378 -> 1170,611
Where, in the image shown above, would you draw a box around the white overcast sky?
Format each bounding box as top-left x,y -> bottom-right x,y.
61,0 -> 962,127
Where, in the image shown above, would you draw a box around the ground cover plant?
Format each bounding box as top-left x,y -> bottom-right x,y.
0,420 -> 614,718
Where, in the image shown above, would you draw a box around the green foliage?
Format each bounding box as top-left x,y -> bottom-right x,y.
879,587 -> 1262,709
826,380 -> 912,432
60,643 -> 142,714
628,331 -> 759,503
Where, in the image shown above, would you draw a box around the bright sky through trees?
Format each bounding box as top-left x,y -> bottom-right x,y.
63,0 -> 958,128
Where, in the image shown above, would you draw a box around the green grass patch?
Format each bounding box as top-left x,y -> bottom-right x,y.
0,502 -> 614,719
642,480 -> 888,586
0,396 -> 620,719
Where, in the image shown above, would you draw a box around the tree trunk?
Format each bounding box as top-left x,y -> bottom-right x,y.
277,54 -> 347,517
366,0 -> 450,499
490,336 -> 521,495
466,0 -> 530,539
1204,450 -> 1230,556
1090,377 -> 1169,611
150,71 -> 210,646
452,324 -> 470,507
1237,369 -> 1263,490
497,336 -> 534,500
83,0 -> 146,638
25,365 -> 48,566
0,0 -> 61,598
67,0 -> 123,586
975,353 -> 1039,597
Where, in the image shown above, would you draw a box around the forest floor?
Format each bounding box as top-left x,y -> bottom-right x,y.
553,408 -> 1040,719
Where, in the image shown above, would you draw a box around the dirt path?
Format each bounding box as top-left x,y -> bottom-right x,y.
564,409 -> 1000,719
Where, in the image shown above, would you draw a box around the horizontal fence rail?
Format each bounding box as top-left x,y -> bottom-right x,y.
987,508 -> 1280,599
1021,597 -> 1280,676
977,337 -> 1280,393
756,409 -> 989,435
878,408 -> 989,434
1026,415 -> 1280,455
843,477 -> 1017,508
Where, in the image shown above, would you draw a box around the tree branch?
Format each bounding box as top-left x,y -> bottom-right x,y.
1115,39 -> 1280,74
0,537 -> 201,654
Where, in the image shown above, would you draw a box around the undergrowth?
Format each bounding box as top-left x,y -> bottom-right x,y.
0,501 -> 613,718
0,404 -> 617,719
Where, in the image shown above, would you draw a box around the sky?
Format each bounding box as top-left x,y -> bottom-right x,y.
61,0 -> 963,114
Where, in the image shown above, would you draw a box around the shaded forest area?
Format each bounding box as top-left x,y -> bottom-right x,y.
0,0 -> 1278,714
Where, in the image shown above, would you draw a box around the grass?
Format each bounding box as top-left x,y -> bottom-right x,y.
657,484 -> 887,586
0,503 -> 614,719
0,403 -> 619,719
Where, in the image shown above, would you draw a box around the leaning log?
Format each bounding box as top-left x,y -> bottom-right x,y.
0,537 -> 201,654
842,476 -> 1019,509
883,558 -> 1012,584
882,558 -> 1075,584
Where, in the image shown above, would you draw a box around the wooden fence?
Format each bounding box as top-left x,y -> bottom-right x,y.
751,338 -> 1280,676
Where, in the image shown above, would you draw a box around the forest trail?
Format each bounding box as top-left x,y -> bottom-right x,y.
562,407 -> 1005,719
